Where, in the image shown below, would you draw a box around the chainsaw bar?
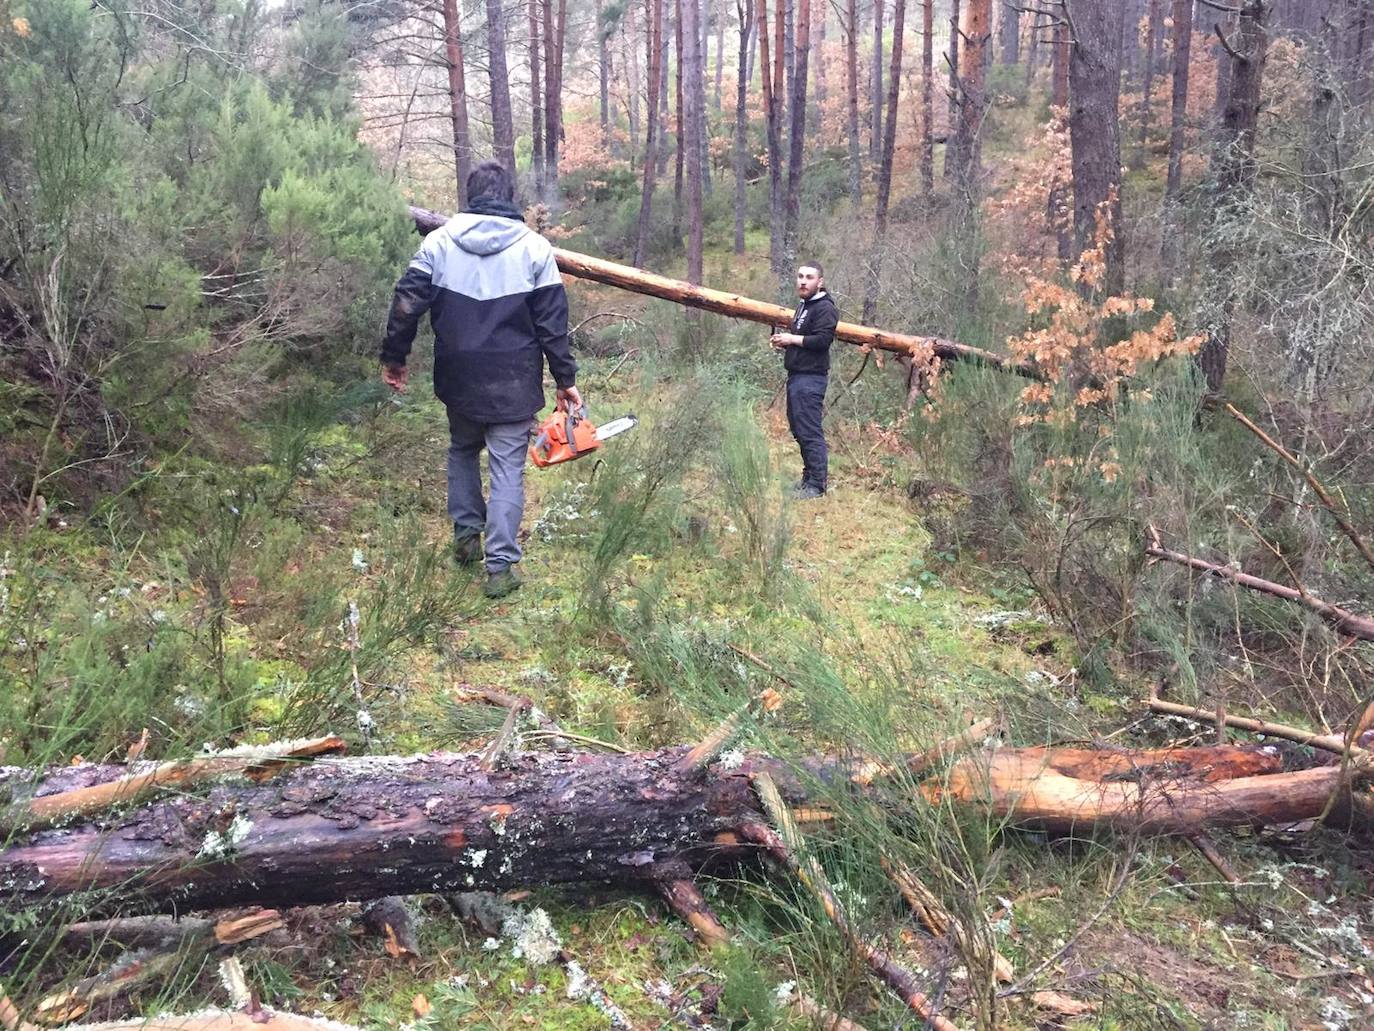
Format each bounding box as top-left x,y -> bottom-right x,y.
594,414 -> 638,441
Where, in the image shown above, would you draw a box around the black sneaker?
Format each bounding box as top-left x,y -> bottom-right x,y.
791,482 -> 825,500
453,528 -> 483,566
484,566 -> 524,599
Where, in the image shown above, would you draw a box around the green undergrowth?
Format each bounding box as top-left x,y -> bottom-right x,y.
2,313 -> 1371,1030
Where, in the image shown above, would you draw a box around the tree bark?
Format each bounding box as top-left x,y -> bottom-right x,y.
673,5 -> 685,245
863,0 -> 906,323
846,0 -> 863,206
715,0 -> 728,108
870,0 -> 884,161
998,0 -> 1019,65
1199,0 -> 1270,394
735,0 -> 754,253
5,742 -> 1353,916
542,0 -> 556,189
952,0 -> 989,199
920,0 -> 932,197
1022,4 -> 1040,90
943,0 -> 960,180
441,0 -> 472,208
627,1 -> 642,154
760,0 -> 786,278
598,0 -> 611,140
814,3 -> 828,121
1066,0 -> 1126,295
685,0 -> 706,286
783,0 -> 812,271
530,0 -> 545,194
1137,0 -> 1163,161
484,0 -> 517,176
1161,0 -> 1193,284
632,0 -> 664,266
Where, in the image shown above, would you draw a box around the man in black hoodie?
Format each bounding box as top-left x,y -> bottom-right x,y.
380,160 -> 580,598
770,262 -> 838,499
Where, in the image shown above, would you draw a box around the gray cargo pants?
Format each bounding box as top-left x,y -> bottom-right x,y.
445,407 -> 531,573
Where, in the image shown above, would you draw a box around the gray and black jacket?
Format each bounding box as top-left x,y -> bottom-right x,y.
783,291 -> 839,376
381,202 -> 576,423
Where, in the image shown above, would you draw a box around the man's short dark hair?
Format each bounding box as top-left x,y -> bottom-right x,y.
798,261 -> 824,278
467,160 -> 515,204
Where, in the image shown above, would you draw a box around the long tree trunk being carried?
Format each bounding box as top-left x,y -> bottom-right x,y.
4,741 -> 1354,916
410,205 -> 1037,375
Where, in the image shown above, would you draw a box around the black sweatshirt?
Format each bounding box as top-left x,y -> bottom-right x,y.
782,291 -> 839,376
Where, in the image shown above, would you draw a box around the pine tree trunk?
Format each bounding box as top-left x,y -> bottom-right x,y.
1159,9 -> 1192,284
765,0 -> 786,277
633,0 -> 664,266
1136,0 -> 1162,162
1049,17 -> 1071,261
783,0 -> 812,271
530,0 -> 545,194
673,6 -> 685,244
716,0 -> 728,108
685,0 -> 705,286
598,0 -> 611,140
441,0 -> 472,208
543,0 -> 566,192
863,0 -> 906,323
1022,4 -> 1039,89
1199,0 -> 1270,394
485,0 -> 517,176
921,0 -> 933,197
998,1 -> 1019,64
1066,0 -> 1126,296
846,0 -> 863,206
735,0 -> 754,253
952,0 -> 988,197
870,0 -> 884,161
815,4 -> 828,121
783,0 -> 796,150
943,0 -> 961,179
627,2 -> 642,156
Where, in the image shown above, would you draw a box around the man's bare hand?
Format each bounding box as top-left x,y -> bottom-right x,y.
556,384 -> 583,412
382,362 -> 409,392
770,332 -> 801,349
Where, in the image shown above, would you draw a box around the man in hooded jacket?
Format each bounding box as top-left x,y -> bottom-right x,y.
380,160 -> 580,598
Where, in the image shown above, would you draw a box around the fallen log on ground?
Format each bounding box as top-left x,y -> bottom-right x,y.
934,744 -> 1360,835
407,206 -> 1043,380
2,742 -> 1353,916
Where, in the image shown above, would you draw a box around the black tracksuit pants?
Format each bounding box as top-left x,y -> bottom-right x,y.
786,372 -> 828,490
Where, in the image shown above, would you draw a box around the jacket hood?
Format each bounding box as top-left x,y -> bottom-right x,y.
447,212 -> 530,256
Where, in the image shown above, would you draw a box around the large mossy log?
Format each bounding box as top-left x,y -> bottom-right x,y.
0,743 -> 1353,915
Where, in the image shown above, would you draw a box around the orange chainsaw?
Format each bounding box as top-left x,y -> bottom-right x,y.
529,405 -> 638,468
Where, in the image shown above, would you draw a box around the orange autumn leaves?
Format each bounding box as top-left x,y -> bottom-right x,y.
1009,194 -> 1203,435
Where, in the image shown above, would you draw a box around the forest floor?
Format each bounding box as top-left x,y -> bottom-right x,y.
20,335 -> 1362,1031
8,102 -> 1374,1031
